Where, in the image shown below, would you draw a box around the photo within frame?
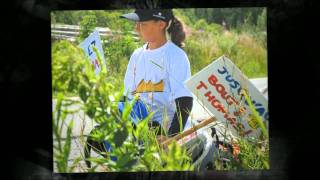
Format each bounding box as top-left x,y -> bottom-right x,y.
51,8 -> 268,172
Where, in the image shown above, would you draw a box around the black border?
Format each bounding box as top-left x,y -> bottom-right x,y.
3,0 -> 318,179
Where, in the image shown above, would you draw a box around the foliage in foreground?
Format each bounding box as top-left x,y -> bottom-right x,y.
52,41 -> 193,172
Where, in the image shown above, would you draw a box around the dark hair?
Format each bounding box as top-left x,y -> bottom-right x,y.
167,16 -> 186,48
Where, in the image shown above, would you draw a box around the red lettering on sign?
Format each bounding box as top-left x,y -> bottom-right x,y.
233,111 -> 241,116
204,91 -> 215,102
220,91 -> 229,100
194,78 -> 253,136
208,74 -> 218,86
94,59 -> 100,69
225,95 -> 233,105
208,74 -> 240,105
204,91 -> 226,113
232,97 -> 239,105
197,81 -> 208,90
224,113 -> 237,127
212,99 -> 226,113
216,84 -> 225,94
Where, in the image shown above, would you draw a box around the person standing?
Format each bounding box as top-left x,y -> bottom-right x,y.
120,9 -> 193,137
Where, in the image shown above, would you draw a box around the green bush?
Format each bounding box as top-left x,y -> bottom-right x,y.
52,40 -> 85,96
78,12 -> 98,42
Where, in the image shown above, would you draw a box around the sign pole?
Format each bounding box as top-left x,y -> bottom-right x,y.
161,117 -> 216,147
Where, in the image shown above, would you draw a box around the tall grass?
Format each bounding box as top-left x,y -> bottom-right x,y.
212,92 -> 269,170
184,26 -> 267,78
174,8 -> 267,78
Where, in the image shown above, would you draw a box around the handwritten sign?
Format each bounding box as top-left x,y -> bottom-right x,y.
185,55 -> 268,138
79,30 -> 106,75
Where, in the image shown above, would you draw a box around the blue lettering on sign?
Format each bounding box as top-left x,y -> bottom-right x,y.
218,66 -> 242,94
226,75 -> 241,89
217,66 -> 268,121
217,66 -> 228,74
88,40 -> 96,56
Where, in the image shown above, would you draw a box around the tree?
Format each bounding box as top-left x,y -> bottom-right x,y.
78,11 -> 98,42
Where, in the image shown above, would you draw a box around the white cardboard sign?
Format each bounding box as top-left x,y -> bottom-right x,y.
185,56 -> 268,138
79,30 -> 106,75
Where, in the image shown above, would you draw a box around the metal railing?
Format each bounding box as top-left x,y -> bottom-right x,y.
51,24 -> 139,42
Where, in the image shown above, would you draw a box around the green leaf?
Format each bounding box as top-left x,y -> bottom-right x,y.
134,111 -> 154,140
113,128 -> 128,148
85,105 -> 96,119
79,85 -> 89,103
116,153 -> 137,170
242,90 -> 268,138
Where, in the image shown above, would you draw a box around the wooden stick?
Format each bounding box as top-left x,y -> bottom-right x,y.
161,117 -> 216,147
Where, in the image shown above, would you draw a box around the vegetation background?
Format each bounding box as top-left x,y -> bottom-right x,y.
51,8 -> 268,172
51,8 -> 267,86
